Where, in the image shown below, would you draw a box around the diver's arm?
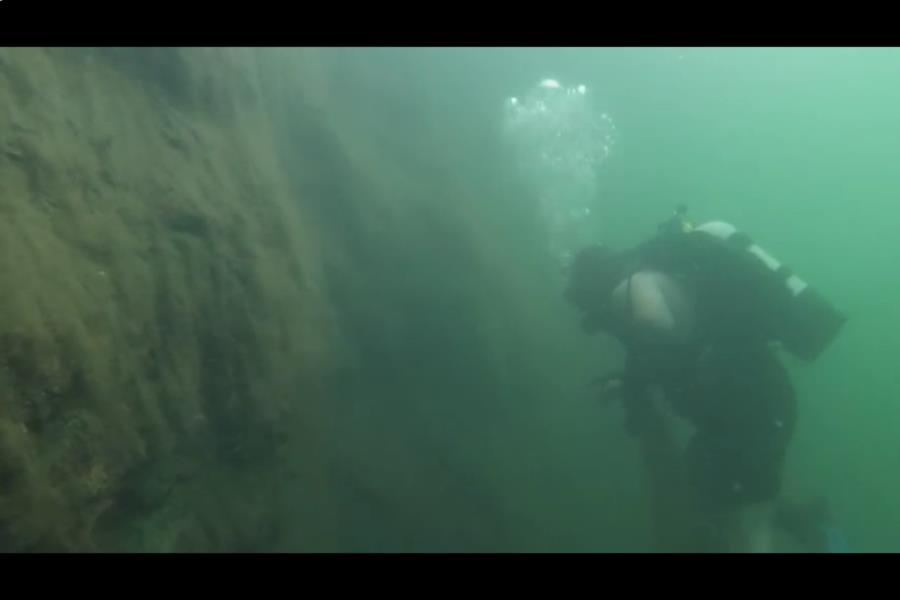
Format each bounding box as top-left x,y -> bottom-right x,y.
604,270 -> 693,434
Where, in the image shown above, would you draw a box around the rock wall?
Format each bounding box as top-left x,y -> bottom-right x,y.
0,47 -> 633,552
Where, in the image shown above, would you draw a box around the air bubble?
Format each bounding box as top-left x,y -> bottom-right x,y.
503,77 -> 618,264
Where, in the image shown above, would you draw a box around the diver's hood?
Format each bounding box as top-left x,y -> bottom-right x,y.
565,244 -> 624,309
565,244 -> 628,336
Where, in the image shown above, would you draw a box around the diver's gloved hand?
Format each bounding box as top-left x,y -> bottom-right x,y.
591,368 -> 663,437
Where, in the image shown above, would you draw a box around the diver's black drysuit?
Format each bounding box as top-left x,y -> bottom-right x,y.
578,226 -> 801,512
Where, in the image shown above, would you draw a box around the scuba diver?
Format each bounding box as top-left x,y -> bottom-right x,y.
566,206 -> 846,552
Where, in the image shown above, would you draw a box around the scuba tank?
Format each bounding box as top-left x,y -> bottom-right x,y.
653,207 -> 846,361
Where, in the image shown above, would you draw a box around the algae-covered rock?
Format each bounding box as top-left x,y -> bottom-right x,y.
0,47 -> 599,552
0,47 -> 339,551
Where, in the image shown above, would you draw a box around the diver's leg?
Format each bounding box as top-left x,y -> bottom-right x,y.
686,422 -> 795,553
738,350 -> 797,552
732,501 -> 776,552
686,344 -> 797,552
635,387 -> 700,552
773,495 -> 831,552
